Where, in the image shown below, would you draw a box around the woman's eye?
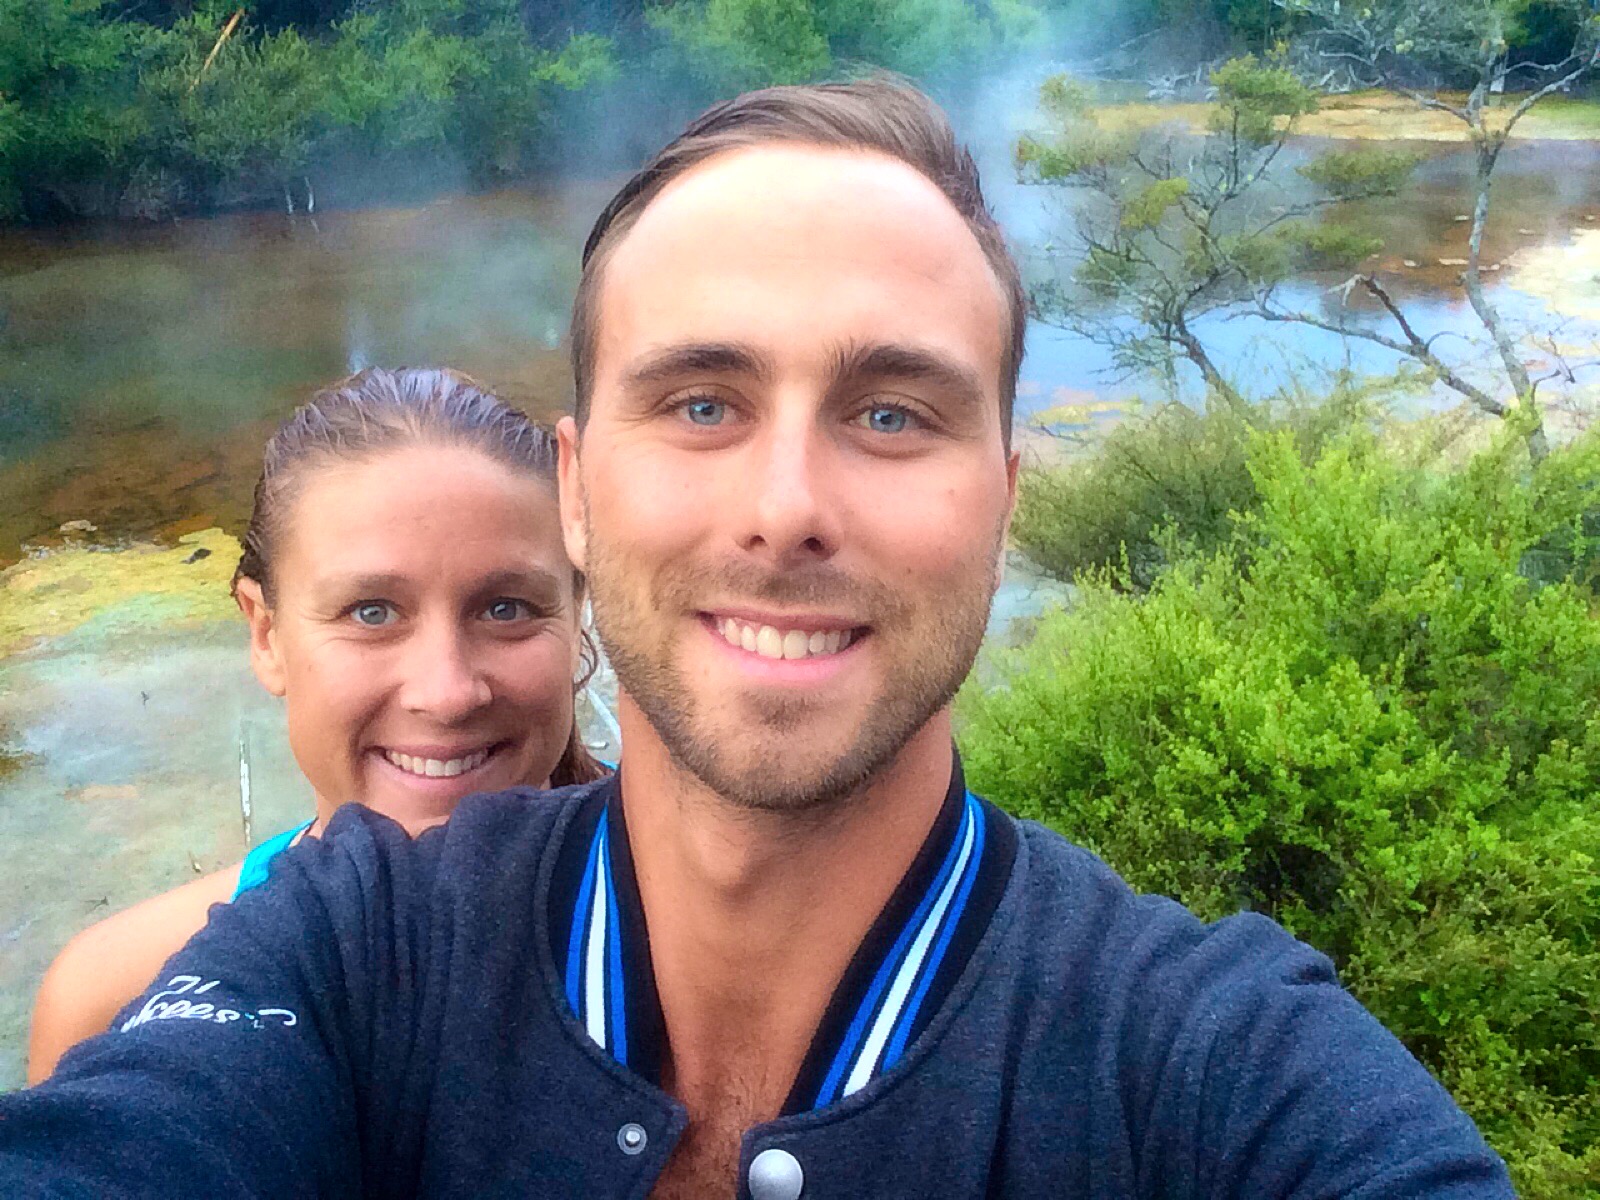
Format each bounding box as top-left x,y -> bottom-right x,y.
484,599 -> 532,622
351,602 -> 397,627
858,405 -> 914,434
681,398 -> 726,426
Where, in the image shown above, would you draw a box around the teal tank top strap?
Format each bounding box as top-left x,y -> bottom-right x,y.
233,820 -> 314,900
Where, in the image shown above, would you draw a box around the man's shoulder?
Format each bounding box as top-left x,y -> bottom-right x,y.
430,780 -> 601,851
997,813 -> 1337,1007
976,814 -> 1511,1195
275,782 -> 600,911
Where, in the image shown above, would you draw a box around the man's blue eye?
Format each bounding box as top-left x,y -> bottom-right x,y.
352,602 -> 395,627
485,599 -> 530,622
864,406 -> 910,433
684,399 -> 725,426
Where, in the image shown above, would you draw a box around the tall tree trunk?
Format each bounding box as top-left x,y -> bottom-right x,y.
1460,54 -> 1549,462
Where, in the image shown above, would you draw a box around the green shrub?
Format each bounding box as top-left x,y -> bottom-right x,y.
961,425 -> 1600,1194
645,0 -> 1044,98
1011,380 -> 1382,591
0,0 -> 618,218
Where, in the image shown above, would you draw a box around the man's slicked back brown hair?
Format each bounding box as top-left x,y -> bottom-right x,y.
569,78 -> 1027,443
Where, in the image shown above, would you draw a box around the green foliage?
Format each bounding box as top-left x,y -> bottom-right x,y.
0,0 -> 146,213
1209,54 -> 1316,144
646,0 -> 1045,97
1298,146 -> 1421,200
321,12 -> 469,151
1290,220 -> 1384,268
1013,124 -> 1132,182
1011,380 -> 1381,590
1119,176 -> 1190,231
0,0 -> 616,217
137,16 -> 326,187
962,425 -> 1600,1192
1284,0 -> 1598,88
1037,72 -> 1094,121
647,0 -> 830,91
1020,60 -> 1422,399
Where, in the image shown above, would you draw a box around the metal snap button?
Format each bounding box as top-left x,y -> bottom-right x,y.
617,1122 -> 648,1155
748,1147 -> 804,1200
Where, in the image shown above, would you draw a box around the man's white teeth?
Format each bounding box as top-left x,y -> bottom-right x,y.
382,747 -> 491,778
716,618 -> 855,659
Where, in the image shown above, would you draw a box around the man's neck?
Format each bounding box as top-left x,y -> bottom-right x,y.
617,705 -> 955,1119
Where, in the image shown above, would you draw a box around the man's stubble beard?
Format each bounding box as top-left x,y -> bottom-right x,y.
584,505 -> 1004,814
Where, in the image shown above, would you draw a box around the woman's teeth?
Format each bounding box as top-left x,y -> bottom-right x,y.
382,747 -> 491,778
715,618 -> 857,660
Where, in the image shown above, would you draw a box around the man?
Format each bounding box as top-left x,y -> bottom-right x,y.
0,81 -> 1510,1198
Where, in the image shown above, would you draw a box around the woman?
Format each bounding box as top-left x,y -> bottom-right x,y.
27,367 -> 605,1083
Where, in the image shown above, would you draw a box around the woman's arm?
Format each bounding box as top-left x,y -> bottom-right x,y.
1,807 -> 401,1195
27,865 -> 241,1085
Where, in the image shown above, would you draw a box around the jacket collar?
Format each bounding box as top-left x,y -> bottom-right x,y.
547,750 -> 1017,1114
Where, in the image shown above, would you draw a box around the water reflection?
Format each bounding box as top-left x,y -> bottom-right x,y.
0,185 -> 610,565
3,141 -> 1599,564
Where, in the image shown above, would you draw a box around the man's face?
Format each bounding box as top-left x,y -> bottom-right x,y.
561,144 -> 1018,811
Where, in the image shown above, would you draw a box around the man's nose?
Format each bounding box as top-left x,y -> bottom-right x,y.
740,416 -> 842,565
398,621 -> 492,723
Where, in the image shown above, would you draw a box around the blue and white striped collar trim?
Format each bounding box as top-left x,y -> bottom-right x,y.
551,755 -> 1016,1112
564,805 -> 629,1062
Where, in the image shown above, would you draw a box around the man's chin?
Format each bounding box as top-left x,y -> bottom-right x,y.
660,724 -> 889,814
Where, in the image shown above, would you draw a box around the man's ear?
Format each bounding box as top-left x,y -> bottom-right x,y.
234,577 -> 287,697
557,415 -> 588,573
1005,446 -> 1021,518
996,446 -> 1021,587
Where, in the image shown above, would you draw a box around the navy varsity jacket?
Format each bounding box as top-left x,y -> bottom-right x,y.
0,766 -> 1512,1198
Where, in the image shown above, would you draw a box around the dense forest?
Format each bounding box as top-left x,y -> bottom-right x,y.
3,0 -> 1589,222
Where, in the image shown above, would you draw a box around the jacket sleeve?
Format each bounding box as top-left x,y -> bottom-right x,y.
1121,905 -> 1515,1198
0,806 -> 420,1198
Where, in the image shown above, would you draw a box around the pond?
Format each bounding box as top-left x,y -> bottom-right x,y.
3,114 -> 1600,1089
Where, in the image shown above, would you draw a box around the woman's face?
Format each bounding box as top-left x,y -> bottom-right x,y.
236,444 -> 579,833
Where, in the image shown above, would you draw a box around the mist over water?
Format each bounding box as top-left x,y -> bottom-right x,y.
5,64 -> 1600,564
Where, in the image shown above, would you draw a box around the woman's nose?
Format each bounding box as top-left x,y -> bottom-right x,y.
398,624 -> 492,722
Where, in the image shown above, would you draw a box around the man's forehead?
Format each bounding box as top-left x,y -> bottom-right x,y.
595,143 -> 1006,364
605,144 -> 985,280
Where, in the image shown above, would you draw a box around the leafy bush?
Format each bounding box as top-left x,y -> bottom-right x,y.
646,0 -> 1043,98
1011,379 -> 1382,591
961,424 -> 1600,1194
0,0 -> 615,218
135,16 -> 327,192
0,0 -> 147,216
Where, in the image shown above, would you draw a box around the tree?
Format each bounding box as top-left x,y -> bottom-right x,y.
645,0 -> 1045,97
1263,0 -> 1600,459
1017,60 -> 1417,407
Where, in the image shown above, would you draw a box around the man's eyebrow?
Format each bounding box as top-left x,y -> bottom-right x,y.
620,342 -> 772,389
829,342 -> 987,406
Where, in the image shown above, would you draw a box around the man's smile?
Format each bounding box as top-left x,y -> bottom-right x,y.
707,612 -> 866,660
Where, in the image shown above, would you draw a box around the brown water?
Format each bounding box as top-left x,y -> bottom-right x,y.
0,185 -> 612,568
4,140 -> 1600,566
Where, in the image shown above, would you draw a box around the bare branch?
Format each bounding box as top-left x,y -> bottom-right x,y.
1357,274 -> 1429,349
1250,288 -> 1511,418
1504,49 -> 1600,135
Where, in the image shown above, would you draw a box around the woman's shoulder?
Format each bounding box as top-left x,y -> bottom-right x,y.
50,866 -> 243,974
29,864 -> 242,1083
